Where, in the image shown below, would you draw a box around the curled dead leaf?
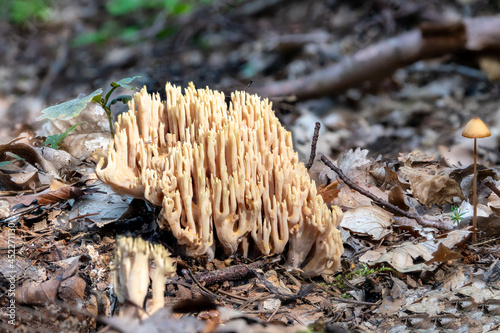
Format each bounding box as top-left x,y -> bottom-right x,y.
402,168 -> 463,206
388,185 -> 410,212
16,256 -> 85,305
340,205 -> 393,240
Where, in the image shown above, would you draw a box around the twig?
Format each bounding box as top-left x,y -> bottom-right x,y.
182,256 -> 279,286
266,306 -> 280,322
485,181 -> 500,198
249,267 -> 314,303
236,294 -> 270,311
305,122 -> 321,170
252,17 -> 500,99
181,269 -> 245,305
406,63 -> 488,81
216,289 -> 248,301
471,236 -> 500,247
315,283 -> 378,306
321,155 -> 453,231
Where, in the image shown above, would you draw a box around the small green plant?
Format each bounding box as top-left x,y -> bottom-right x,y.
0,154 -> 25,167
72,0 -> 215,46
331,264 -> 393,289
449,205 -> 466,225
38,76 -> 141,138
6,0 -> 51,25
44,122 -> 83,149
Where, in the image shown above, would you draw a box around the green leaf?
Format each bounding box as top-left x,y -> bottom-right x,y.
115,95 -> 134,104
10,0 -> 50,25
44,122 -> 84,149
0,153 -> 25,168
106,0 -> 145,16
37,89 -> 103,120
112,76 -> 141,90
71,31 -> 107,47
106,95 -> 134,109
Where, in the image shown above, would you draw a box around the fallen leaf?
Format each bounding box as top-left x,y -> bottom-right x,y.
363,229 -> 472,273
335,148 -> 377,186
16,256 -> 84,305
340,205 -> 393,240
37,184 -> 96,206
317,181 -> 340,204
402,168 -> 463,206
388,185 -> 410,211
335,184 -> 388,208
398,151 -> 438,167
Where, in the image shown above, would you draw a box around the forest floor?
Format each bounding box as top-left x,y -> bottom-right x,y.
1,0 -> 500,332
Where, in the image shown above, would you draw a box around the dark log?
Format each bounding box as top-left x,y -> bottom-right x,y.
251,17 -> 500,100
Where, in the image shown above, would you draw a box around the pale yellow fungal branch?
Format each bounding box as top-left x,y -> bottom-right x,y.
98,82 -> 344,277
112,237 -> 175,317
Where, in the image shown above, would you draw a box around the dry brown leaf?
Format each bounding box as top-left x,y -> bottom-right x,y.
317,181 -> 340,204
58,276 -> 87,306
359,250 -> 383,263
0,142 -> 47,191
371,165 -> 410,190
373,297 -> 405,316
16,256 -> 84,305
442,267 -> 467,291
340,205 -> 393,240
361,229 -> 471,273
335,148 -> 377,186
402,168 -> 463,206
37,184 -> 96,206
388,185 -> 410,211
398,151 -> 437,167
335,184 -> 388,208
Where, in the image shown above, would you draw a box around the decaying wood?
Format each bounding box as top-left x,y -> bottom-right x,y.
181,257 -> 279,286
321,155 -> 454,231
252,16 -> 500,99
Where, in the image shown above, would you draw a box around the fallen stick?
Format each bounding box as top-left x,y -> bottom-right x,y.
180,256 -> 279,286
252,16 -> 500,99
321,155 -> 454,231
305,122 -> 321,170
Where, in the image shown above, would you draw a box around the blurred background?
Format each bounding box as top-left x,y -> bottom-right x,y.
1,0 -> 500,164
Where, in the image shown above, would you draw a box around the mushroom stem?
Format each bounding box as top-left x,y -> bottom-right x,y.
461,117 -> 490,242
473,138 -> 477,242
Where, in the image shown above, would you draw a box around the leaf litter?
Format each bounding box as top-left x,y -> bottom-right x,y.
3,1 -> 500,332
3,118 -> 500,332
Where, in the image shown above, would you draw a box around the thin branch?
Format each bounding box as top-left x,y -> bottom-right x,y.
252,17 -> 500,99
305,122 -> 321,170
181,257 -> 276,286
485,181 -> 500,198
181,269 -> 245,305
321,155 -> 453,231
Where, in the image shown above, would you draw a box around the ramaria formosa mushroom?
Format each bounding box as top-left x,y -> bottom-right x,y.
113,237 -> 175,316
113,237 -> 150,317
98,82 -> 343,277
150,243 -> 176,313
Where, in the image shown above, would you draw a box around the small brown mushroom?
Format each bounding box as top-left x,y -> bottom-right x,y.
462,117 -> 491,241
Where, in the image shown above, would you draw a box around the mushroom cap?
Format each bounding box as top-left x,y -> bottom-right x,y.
462,117 -> 491,138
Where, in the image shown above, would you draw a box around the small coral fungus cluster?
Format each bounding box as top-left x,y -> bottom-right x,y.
97,82 -> 343,276
113,237 -> 175,316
